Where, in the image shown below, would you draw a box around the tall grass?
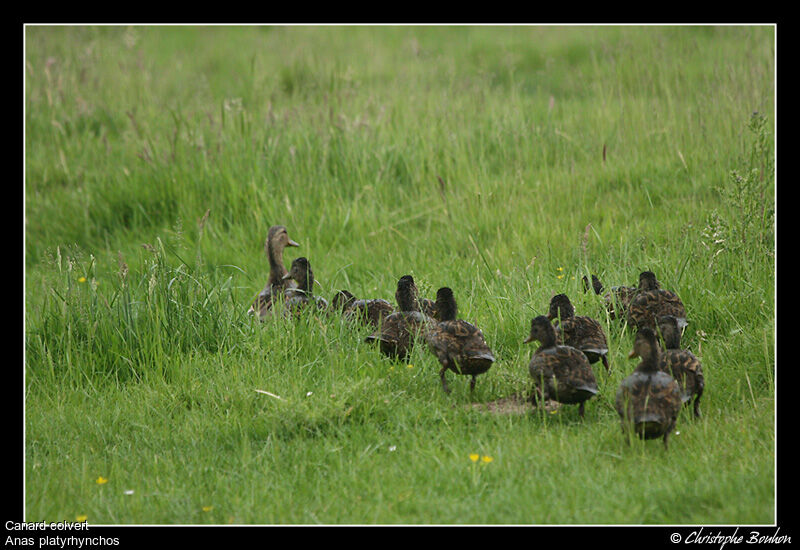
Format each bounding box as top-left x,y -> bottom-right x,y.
25,25 -> 775,524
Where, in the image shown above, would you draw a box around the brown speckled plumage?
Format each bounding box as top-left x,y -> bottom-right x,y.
421,298 -> 437,319
350,299 -> 395,328
281,257 -> 328,315
547,294 -> 610,371
248,225 -> 300,319
330,289 -> 395,329
424,288 -> 495,394
627,271 -> 687,331
615,327 -> 683,449
365,275 -> 432,359
525,316 -> 599,418
657,315 -> 704,418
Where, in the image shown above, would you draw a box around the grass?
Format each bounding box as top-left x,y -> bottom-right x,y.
24,25 -> 775,525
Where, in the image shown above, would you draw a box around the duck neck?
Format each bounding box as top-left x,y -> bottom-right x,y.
296,270 -> 313,295
396,288 -> 419,312
662,332 -> 681,350
436,299 -> 457,322
636,346 -> 661,373
267,240 -> 288,285
538,324 -> 558,349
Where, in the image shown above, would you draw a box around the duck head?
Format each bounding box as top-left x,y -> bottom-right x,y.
546,293 -> 575,322
395,275 -> 420,312
433,287 -> 458,322
637,271 -> 660,291
331,289 -> 357,312
266,225 -> 299,267
283,257 -> 314,293
628,327 -> 661,370
657,315 -> 683,350
523,315 -> 557,347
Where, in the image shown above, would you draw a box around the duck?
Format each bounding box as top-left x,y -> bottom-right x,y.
248,225 -> 300,319
583,273 -> 638,321
615,327 -> 683,449
331,289 -> 395,329
281,257 -> 328,315
424,287 -> 496,394
524,315 -> 599,418
657,315 -> 705,418
349,298 -> 395,329
627,271 -> 688,331
420,296 -> 437,319
330,289 -> 357,313
547,293 -> 610,371
364,275 -> 432,359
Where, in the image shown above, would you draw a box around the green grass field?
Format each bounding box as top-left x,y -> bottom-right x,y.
24,25 -> 775,525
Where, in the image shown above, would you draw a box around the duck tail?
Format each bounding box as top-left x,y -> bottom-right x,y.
468,351 -> 496,363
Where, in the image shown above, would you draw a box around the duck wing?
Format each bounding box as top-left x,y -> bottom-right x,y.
660,349 -> 704,403
365,311 -> 429,359
556,317 -> 608,357
426,320 -> 495,374
628,289 -> 687,330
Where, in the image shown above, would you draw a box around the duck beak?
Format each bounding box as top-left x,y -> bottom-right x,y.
287,239 -> 300,247
523,335 -> 534,344
282,273 -> 292,280
627,349 -> 638,359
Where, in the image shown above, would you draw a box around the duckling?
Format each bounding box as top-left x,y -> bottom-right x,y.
547,293 -> 610,371
420,297 -> 437,319
331,289 -> 395,329
627,271 -> 688,331
349,298 -> 395,329
583,273 -> 638,321
281,257 -> 328,315
657,315 -> 705,418
364,275 -> 432,359
424,287 -> 495,394
330,289 -> 357,313
248,225 -> 300,319
615,327 -> 683,449
525,316 -> 599,418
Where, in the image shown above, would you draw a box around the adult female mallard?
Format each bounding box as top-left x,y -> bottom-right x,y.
525,316 -> 599,418
248,225 -> 300,319
547,293 -> 610,371
615,327 -> 683,449
365,275 -> 431,359
627,271 -> 688,331
424,287 -> 495,394
657,315 -> 705,418
281,257 -> 328,315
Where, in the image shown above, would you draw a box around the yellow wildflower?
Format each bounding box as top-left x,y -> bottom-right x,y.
481,455 -> 494,463
202,506 -> 213,512
469,453 -> 480,462
78,277 -> 87,283
95,476 -> 108,485
407,364 -> 414,369
76,515 -> 87,522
